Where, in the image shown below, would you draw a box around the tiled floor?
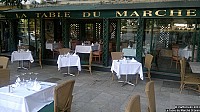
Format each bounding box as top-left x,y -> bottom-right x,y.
8,61 -> 200,112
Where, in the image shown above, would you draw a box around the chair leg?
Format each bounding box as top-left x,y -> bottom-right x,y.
98,55 -> 101,63
111,73 -> 114,81
170,60 -> 173,68
180,84 -> 183,94
136,74 -> 139,84
198,85 -> 200,92
180,83 -> 185,94
39,61 -> 42,69
94,57 -> 96,61
147,71 -> 151,81
29,61 -> 30,69
77,70 -> 79,76
52,52 -> 54,59
89,66 -> 92,75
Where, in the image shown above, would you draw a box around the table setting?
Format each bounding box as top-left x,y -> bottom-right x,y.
0,72 -> 56,112
111,57 -> 143,86
57,52 -> 81,76
11,51 -> 34,70
178,46 -> 192,59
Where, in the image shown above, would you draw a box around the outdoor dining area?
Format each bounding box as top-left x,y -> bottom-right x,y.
0,40 -> 200,111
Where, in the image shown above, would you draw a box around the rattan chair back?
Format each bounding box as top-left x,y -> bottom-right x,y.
54,80 -> 75,112
0,69 -> 10,87
144,54 -> 153,70
59,48 -> 71,55
179,58 -> 200,93
180,58 -> 186,81
145,81 -> 156,112
81,51 -> 93,75
18,45 -> 29,51
125,94 -> 141,112
111,52 -> 123,60
0,56 -> 9,69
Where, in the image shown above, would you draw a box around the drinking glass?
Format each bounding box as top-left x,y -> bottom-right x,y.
34,73 -> 38,82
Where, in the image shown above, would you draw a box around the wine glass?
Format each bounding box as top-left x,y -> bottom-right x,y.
121,54 -> 123,60
20,73 -> 26,86
34,72 -> 38,82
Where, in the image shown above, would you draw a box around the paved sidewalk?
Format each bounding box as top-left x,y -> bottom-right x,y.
8,61 -> 200,112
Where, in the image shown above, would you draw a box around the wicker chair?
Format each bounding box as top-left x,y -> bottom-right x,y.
145,81 -> 156,112
92,44 -> 103,63
111,52 -> 124,80
171,45 -> 180,69
125,94 -> 141,112
0,69 -> 10,87
59,48 -> 71,55
54,80 -> 75,112
18,45 -> 29,51
0,56 -> 9,69
53,43 -> 63,58
180,58 -> 200,93
121,42 -> 128,51
111,52 -> 123,60
143,54 -> 154,81
81,51 -> 93,75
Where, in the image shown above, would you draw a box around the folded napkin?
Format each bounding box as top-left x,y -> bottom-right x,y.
183,46 -> 188,50
91,43 -> 94,46
73,53 -> 77,56
31,81 -> 41,91
123,57 -> 126,60
64,52 -> 70,57
131,58 -> 137,62
10,77 -> 21,88
16,77 -> 21,83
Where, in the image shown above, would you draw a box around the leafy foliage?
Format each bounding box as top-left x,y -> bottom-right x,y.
0,0 -> 27,9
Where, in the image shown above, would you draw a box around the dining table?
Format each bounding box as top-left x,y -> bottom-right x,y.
11,51 -> 34,70
0,81 -> 56,112
178,48 -> 192,59
57,54 -> 81,76
111,59 -> 143,86
189,62 -> 200,73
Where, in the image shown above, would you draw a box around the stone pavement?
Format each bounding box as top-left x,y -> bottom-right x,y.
8,61 -> 200,112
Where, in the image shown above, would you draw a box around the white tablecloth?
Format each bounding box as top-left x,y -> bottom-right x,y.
11,51 -> 34,63
46,43 -> 62,51
111,60 -> 143,80
178,48 -> 192,59
122,48 -> 136,57
189,62 -> 200,73
75,45 -> 99,53
57,54 -> 81,71
0,82 -> 56,112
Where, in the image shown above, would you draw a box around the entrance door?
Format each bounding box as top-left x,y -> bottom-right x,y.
0,21 -> 9,53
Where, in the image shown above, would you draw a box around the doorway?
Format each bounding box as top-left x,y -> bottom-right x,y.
144,19 -> 198,74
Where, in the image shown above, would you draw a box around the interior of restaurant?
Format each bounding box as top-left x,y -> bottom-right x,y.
1,18 -> 199,76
